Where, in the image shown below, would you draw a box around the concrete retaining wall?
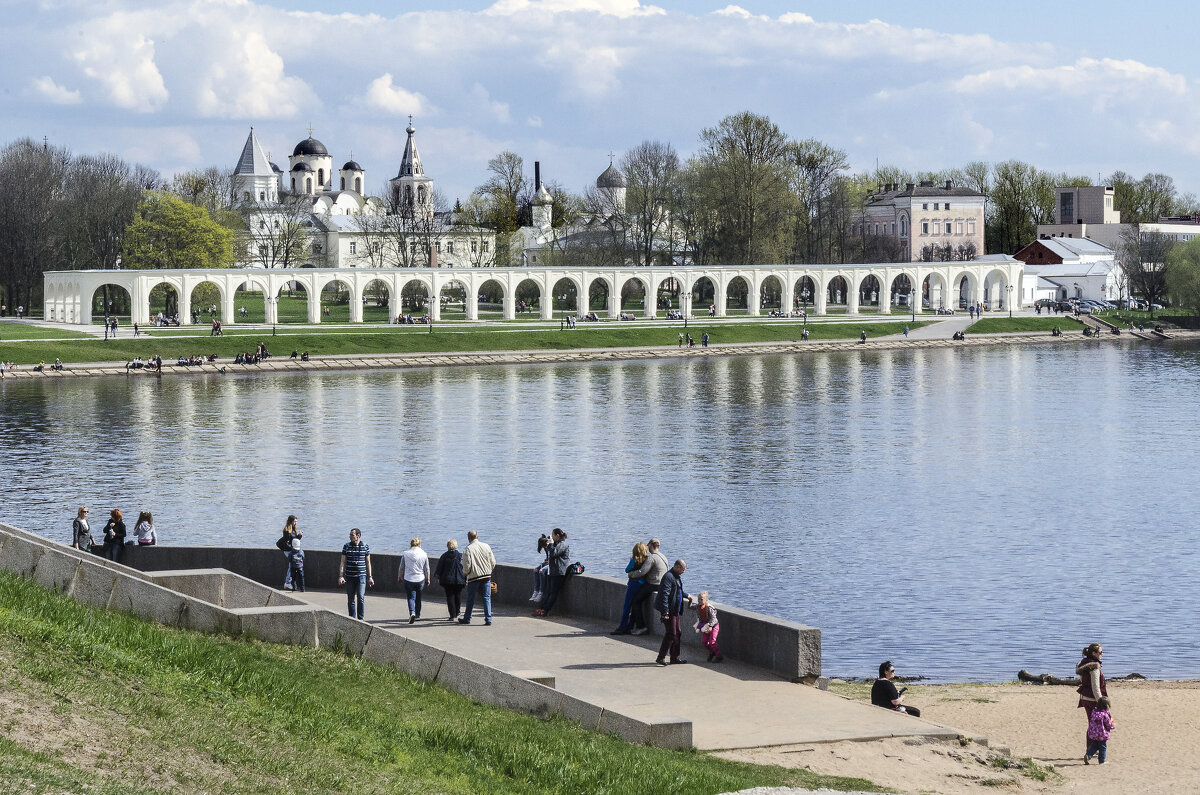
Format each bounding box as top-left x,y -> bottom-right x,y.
0,524 -> 692,749
117,544 -> 821,681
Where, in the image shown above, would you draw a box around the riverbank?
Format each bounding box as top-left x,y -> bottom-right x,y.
2,322 -> 1188,380
723,679 -> 1200,794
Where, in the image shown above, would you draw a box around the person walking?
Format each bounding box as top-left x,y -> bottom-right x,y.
134,511 -> 156,546
101,509 -> 126,562
535,528 -> 570,617
1076,643 -> 1108,733
72,506 -> 93,551
627,538 -> 669,635
435,539 -> 466,621
459,530 -> 495,625
337,528 -> 373,620
610,542 -> 649,635
871,660 -> 921,717
692,590 -> 722,663
279,515 -> 302,590
398,537 -> 431,624
1084,696 -> 1115,765
655,559 -> 692,666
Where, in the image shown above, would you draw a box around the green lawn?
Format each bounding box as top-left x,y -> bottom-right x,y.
0,572 -> 878,794
0,322 -> 92,341
0,321 -> 928,366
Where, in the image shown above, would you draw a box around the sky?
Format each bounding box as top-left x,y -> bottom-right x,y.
4,0 -> 1200,203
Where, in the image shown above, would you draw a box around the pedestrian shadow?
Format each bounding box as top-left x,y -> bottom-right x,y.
560,662 -> 663,670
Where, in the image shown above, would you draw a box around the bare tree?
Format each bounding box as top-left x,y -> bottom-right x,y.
0,138 -> 70,312
241,194 -> 311,268
453,193 -> 498,267
1119,224 -> 1174,316
621,140 -> 679,266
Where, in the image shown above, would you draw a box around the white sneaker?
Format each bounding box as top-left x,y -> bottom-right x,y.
530,592 -> 542,601
631,627 -> 649,635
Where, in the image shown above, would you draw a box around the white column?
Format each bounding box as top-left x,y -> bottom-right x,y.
644,280 -> 656,319
540,288 -> 553,320
715,283 -> 727,318
747,275 -> 760,316
179,287 -> 192,326
222,288 -> 236,325
815,281 -> 828,316
307,288 -> 321,323
848,277 -> 860,315
466,292 -> 479,321
608,285 -> 619,319
503,292 -> 515,321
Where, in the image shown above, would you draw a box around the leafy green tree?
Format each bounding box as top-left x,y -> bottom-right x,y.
1166,237 -> 1200,311
121,191 -> 234,270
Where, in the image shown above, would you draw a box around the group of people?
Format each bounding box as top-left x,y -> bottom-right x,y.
289,350 -> 312,361
70,506 -> 156,562
394,314 -> 432,324
677,332 -> 710,348
126,356 -> 163,372
176,354 -> 218,367
605,538 -> 722,666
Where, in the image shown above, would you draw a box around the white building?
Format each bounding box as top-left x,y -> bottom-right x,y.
1036,184 -> 1200,250
1014,236 -> 1122,304
231,121 -> 495,270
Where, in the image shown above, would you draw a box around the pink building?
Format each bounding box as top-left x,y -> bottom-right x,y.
861,180 -> 986,262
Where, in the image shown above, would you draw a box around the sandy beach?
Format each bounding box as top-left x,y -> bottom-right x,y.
720,679 -> 1200,795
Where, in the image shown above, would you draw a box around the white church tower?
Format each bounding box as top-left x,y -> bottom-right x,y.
389,117 -> 434,219
532,161 -> 553,239
232,127 -> 278,204
288,127 -> 333,195
339,153 -> 365,195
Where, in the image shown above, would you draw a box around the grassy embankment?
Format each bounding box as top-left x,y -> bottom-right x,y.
0,571 -> 878,794
0,320 -> 925,366
0,324 -> 93,341
969,317 -> 1069,334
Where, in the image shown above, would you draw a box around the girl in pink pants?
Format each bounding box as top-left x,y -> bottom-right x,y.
693,591 -> 723,663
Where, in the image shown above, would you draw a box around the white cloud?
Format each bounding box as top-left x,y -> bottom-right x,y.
470,84 -> 511,123
486,0 -> 664,17
32,76 -> 81,105
954,57 -> 1187,97
196,30 -> 315,118
714,5 -> 754,18
527,115 -> 543,128
364,74 -> 430,117
72,26 -> 169,112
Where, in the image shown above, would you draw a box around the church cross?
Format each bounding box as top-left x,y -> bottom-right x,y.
307,122 -> 314,137
608,150 -> 616,164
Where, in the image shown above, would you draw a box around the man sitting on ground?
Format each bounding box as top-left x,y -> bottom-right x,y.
871,660 -> 921,717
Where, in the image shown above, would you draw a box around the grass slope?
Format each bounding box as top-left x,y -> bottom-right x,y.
0,321 -> 925,366
969,317 -> 1066,334
0,572 -> 878,794
0,322 -> 92,341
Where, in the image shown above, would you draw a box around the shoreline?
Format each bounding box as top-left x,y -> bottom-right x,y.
3,327 -> 1193,380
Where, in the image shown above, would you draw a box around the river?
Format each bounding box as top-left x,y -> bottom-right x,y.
2,340 -> 1197,682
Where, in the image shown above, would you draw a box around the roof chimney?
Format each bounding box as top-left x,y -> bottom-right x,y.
535,161 -> 541,191
945,180 -> 953,190
906,182 -> 915,191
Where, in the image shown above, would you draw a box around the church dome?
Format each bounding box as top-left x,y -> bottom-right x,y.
270,162 -> 283,173
292,137 -> 329,157
596,163 -> 626,189
342,160 -> 363,171
291,161 -> 313,172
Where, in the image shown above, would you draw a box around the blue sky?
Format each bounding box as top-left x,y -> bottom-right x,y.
4,0 -> 1198,203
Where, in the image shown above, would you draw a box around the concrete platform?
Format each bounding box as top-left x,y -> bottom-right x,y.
295,589 -> 962,751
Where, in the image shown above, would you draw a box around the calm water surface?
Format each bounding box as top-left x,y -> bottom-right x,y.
2,341 -> 1199,682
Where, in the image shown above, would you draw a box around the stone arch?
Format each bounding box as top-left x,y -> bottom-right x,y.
654,276 -> 682,313
438,277 -> 469,320
362,278 -> 391,323
477,277 -> 506,319
889,272 -> 918,311
146,278 -> 183,322
400,278 -> 431,315
514,278 -> 542,315
725,275 -> 750,313
620,276 -> 650,315
793,276 -> 817,313
983,268 -> 1010,311
857,273 -> 883,309
274,279 -> 310,323
318,277 -> 352,322
188,279 -> 226,325
550,276 -> 583,317
759,274 -> 785,312
586,275 -> 614,316
922,272 -> 949,311
90,283 -> 133,324
690,275 -> 716,316
825,275 -> 849,310
232,278 -> 269,324
952,270 -> 977,309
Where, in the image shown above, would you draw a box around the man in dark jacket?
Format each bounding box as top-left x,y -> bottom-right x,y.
655,559 -> 692,666
536,528 -> 570,616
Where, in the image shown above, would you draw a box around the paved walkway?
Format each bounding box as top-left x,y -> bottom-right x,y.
295,589 -> 963,751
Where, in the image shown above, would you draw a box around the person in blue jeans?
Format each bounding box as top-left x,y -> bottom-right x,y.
337,528 -> 374,620
459,530 -> 496,625
610,541 -> 648,635
397,537 -> 430,624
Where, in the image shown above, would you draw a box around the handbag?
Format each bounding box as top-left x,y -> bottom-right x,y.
490,581 -> 499,595
275,534 -> 291,552
567,562 -> 585,576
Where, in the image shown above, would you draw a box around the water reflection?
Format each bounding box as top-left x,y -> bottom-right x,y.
2,342 -> 1199,682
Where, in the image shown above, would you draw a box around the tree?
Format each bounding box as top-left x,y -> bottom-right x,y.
1107,171 -> 1181,223
0,138 -> 70,312
1118,224 -> 1174,316
453,193 -> 498,267
59,153 -> 143,272
695,111 -> 794,265
121,191 -> 235,270
1167,237 -> 1200,312
476,151 -> 529,267
621,140 -> 680,267
242,194 -> 311,268
788,139 -> 849,263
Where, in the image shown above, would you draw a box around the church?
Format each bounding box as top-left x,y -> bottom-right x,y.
231,121 -> 495,269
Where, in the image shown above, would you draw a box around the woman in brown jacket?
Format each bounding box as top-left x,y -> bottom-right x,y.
1076,643 -> 1108,731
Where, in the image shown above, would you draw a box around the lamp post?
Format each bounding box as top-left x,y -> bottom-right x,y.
1007,284 -> 1013,319
801,288 -> 809,325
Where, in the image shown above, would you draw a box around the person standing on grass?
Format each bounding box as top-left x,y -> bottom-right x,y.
72,506 -> 93,550
535,528 -> 569,617
436,539 -> 466,621
459,530 -> 495,625
101,509 -> 126,562
871,660 -> 921,717
398,537 -> 430,624
338,528 -> 373,620
655,559 -> 692,666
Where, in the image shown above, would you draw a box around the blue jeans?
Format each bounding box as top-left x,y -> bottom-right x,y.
1086,739 -> 1107,763
615,579 -> 643,631
345,576 -> 367,620
533,566 -> 547,593
462,578 -> 491,623
404,580 -> 424,617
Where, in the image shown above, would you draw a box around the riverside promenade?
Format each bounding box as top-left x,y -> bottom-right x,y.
293,588 -> 962,751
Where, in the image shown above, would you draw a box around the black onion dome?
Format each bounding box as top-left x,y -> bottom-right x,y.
596,163 -> 627,189
292,137 -> 329,157
291,161 -> 313,172
342,160 -> 363,171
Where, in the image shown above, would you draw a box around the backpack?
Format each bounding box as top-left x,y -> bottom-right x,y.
275,533 -> 291,552
567,562 -> 585,576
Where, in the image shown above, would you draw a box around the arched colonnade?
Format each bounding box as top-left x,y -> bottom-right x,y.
43,262 -> 1023,326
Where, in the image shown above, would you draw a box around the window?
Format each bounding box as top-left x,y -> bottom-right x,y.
945,222 -> 952,235
372,243 -> 380,254
418,185 -> 427,204
967,219 -> 976,235
340,177 -> 346,190
471,240 -> 478,253
305,178 -> 312,194
258,245 -> 267,257
259,191 -> 265,201
259,220 -> 266,230
956,221 -> 963,235
355,177 -> 361,193
932,219 -> 940,235
411,242 -> 418,254
447,242 -> 454,254
482,241 -> 489,253
922,203 -> 928,210
318,169 -> 324,186
291,177 -> 296,191
404,186 -> 413,206
891,222 -> 896,235
921,221 -> 929,235
349,242 -> 357,254
312,243 -> 323,254
900,217 -> 907,236
944,203 -> 950,210
435,241 -> 441,253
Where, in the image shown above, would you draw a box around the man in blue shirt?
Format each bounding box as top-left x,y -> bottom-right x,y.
655,559 -> 693,666
338,528 -> 374,620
